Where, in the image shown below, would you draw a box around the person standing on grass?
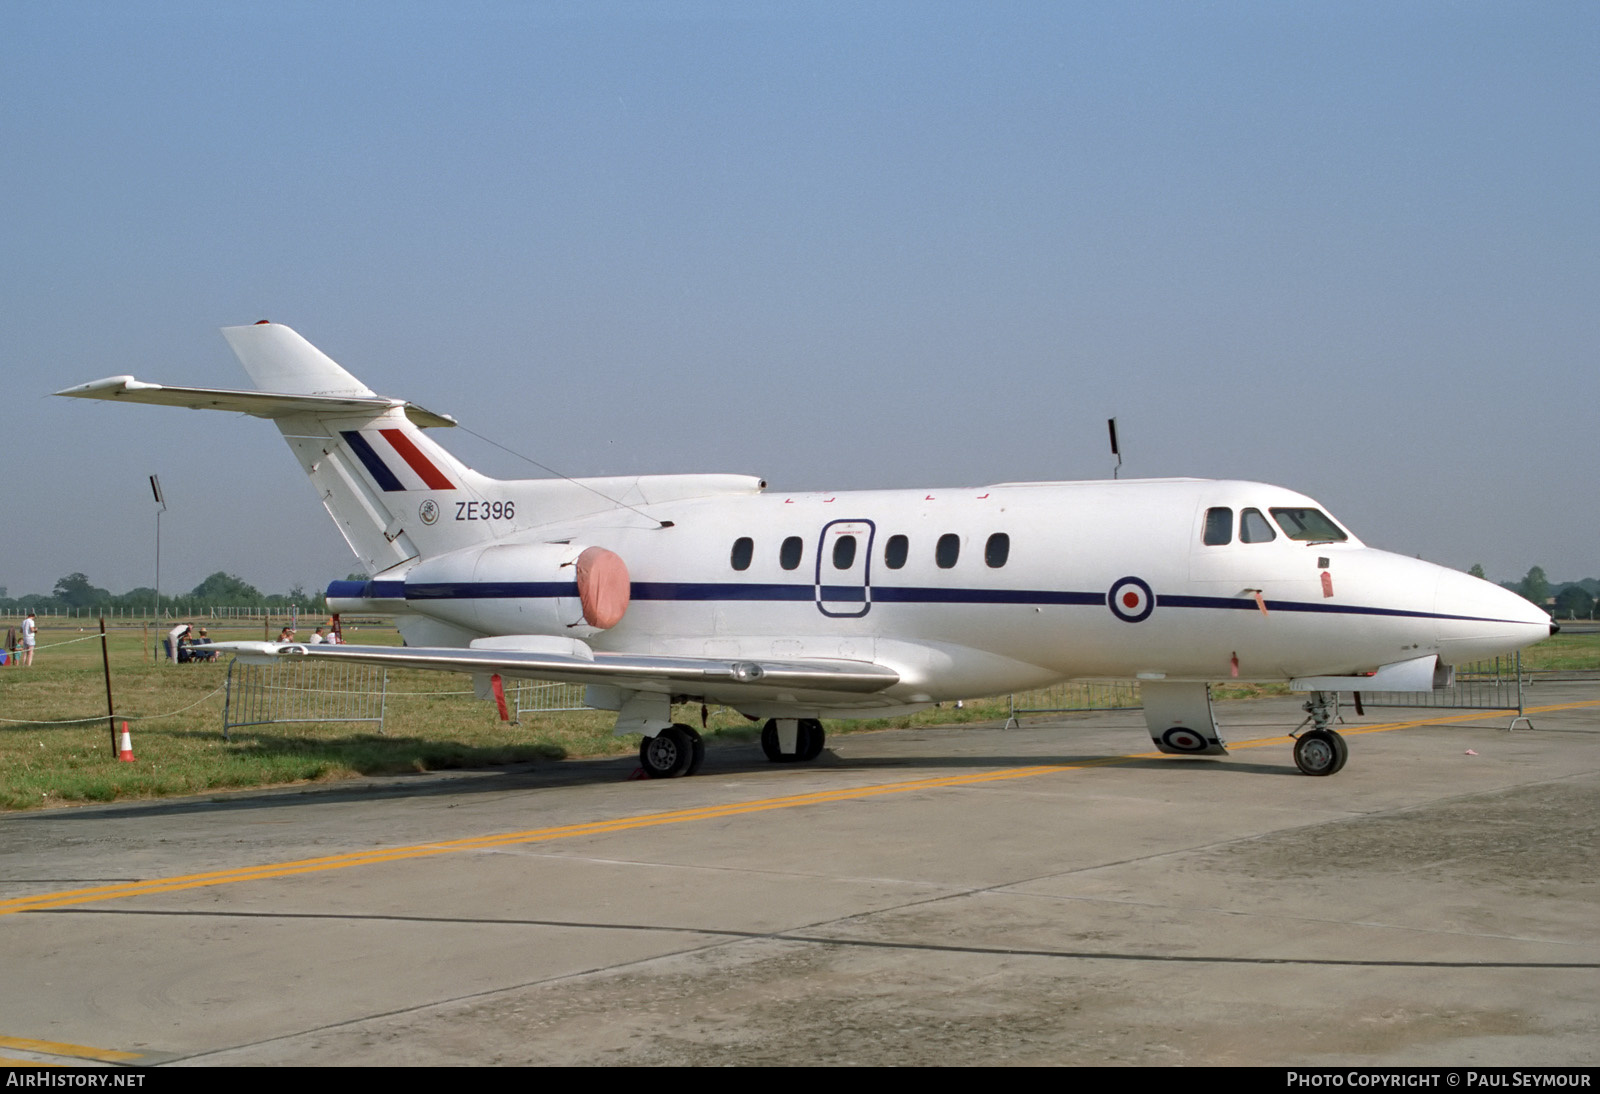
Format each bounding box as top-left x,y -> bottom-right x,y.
168,621 -> 191,662
22,610 -> 37,667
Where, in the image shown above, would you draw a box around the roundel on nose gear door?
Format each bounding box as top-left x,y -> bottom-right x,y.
575,546 -> 630,629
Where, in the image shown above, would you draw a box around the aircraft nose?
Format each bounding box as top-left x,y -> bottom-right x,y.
1435,567 -> 1553,663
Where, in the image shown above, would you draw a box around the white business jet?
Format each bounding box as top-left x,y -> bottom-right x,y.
57,322 -> 1554,777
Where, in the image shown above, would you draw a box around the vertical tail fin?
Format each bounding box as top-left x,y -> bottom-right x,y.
217,323 -> 499,576
221,322 -> 375,397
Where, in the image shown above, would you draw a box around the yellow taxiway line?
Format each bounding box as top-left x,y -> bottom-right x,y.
3,699 -> 1594,919
0,1035 -> 144,1064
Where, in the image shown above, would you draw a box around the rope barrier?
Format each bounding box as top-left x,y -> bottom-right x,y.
8,632 -> 105,653
0,683 -> 227,726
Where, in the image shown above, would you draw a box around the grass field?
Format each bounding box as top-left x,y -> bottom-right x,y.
1,616 -> 1593,811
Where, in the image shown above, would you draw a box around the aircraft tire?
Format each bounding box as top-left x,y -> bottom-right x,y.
681,724 -> 707,776
639,725 -> 695,778
1293,729 -> 1348,776
799,719 -> 826,761
760,719 -> 807,763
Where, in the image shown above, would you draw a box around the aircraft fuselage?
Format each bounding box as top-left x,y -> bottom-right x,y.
329,475 -> 1549,715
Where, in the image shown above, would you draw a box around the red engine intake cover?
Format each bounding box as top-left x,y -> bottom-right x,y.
574,546 -> 630,630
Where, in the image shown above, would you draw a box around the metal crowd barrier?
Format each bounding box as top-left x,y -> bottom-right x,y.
511,680 -> 591,720
222,658 -> 388,740
1004,681 -> 1142,728
1354,651 -> 1529,727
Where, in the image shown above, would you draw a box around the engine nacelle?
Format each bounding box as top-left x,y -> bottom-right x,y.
398,541 -> 630,638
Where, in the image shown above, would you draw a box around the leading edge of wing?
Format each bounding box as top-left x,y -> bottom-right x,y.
211,642 -> 900,697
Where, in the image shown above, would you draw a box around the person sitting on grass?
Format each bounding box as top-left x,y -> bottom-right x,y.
192,627 -> 217,662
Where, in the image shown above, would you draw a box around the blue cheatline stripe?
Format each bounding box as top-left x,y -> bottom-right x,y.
317,578 -> 1530,627
326,579 -> 407,600
1158,594 -> 1503,623
340,430 -> 404,492
406,581 -> 577,600
874,586 -> 1105,606
632,582 -> 813,602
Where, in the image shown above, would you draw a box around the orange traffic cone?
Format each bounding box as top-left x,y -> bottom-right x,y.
117,721 -> 135,763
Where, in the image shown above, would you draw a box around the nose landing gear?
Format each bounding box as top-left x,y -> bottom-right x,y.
1292,690 -> 1348,776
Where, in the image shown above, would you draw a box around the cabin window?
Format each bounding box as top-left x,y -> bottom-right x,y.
1270,507 -> 1348,543
1240,508 -> 1276,543
1203,507 -> 1233,546
730,537 -> 754,571
832,534 -> 858,570
779,536 -> 803,570
985,532 -> 1010,568
936,533 -> 961,569
885,534 -> 909,569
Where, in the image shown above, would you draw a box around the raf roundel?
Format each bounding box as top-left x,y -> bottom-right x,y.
1107,576 -> 1155,623
1161,726 -> 1210,753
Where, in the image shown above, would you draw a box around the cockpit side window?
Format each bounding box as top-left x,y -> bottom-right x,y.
1240,508 -> 1276,543
1270,507 -> 1348,543
1203,507 -> 1233,546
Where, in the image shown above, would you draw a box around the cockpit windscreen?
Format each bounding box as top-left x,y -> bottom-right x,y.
1270,508 -> 1348,543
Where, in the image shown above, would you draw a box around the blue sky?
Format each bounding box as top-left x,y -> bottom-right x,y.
4,1 -> 1595,599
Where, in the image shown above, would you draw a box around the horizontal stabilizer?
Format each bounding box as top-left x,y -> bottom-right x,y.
53,376 -> 456,428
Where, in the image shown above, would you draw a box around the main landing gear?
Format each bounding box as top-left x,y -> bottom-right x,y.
1292,690 -> 1348,776
760,718 -> 825,763
637,723 -> 706,779
636,717 -> 827,778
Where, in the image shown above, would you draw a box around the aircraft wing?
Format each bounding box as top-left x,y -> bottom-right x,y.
211,641 -> 900,704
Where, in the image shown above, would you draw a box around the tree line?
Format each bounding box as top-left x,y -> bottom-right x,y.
1473,564 -> 1598,620
0,571 -> 330,616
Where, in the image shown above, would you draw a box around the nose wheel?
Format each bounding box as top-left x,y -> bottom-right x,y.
1293,728 -> 1348,776
1292,690 -> 1348,776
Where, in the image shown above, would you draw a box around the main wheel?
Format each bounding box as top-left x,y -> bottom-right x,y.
798,718 -> 826,761
1293,729 -> 1348,776
761,719 -> 797,762
639,725 -> 694,779
680,724 -> 707,776
761,718 -> 825,763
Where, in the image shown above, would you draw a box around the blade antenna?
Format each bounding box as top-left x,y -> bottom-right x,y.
1108,418 -> 1122,480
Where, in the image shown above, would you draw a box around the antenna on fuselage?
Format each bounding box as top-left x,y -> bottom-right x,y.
1108,418 -> 1122,479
